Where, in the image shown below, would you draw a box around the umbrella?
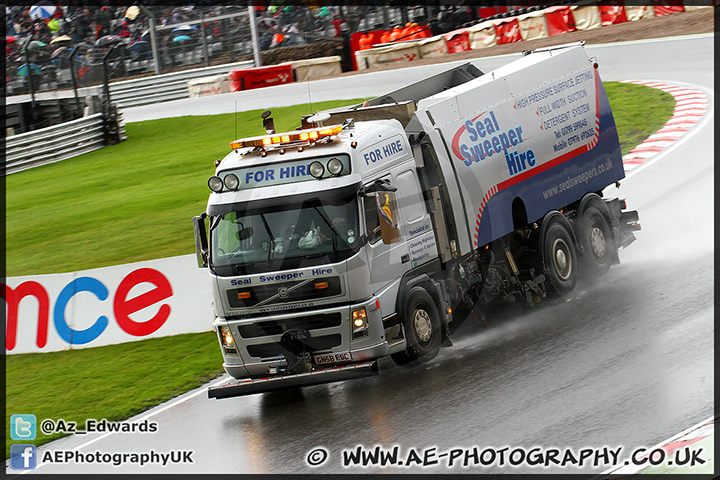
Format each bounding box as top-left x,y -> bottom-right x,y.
172,35 -> 192,43
50,35 -> 72,44
29,5 -> 57,20
28,40 -> 48,49
125,5 -> 140,20
50,46 -> 68,59
95,35 -> 122,47
7,36 -> 17,43
171,25 -> 198,33
17,63 -> 42,76
129,39 -> 149,53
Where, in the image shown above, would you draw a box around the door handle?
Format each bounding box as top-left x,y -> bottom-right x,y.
401,254 -> 410,263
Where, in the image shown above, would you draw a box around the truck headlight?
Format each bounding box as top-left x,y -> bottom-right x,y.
223,173 -> 239,190
218,326 -> 237,353
309,161 -> 325,179
327,157 -> 343,175
352,307 -> 369,340
208,176 -> 224,192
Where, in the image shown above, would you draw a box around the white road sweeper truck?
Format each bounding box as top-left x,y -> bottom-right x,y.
193,42 -> 640,399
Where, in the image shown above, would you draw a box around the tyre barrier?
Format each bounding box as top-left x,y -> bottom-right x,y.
353,4 -> 710,71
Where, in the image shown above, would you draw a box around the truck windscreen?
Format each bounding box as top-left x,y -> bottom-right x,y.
209,195 -> 359,275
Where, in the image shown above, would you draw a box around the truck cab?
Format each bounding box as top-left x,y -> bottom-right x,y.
195,115 -> 445,386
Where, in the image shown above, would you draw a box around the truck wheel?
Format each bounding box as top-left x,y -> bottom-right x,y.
579,206 -> 613,276
542,218 -> 577,296
391,288 -> 441,366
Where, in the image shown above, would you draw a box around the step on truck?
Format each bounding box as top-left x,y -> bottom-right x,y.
194,42 -> 640,399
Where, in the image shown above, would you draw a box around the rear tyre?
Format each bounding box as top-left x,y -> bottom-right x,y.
579,206 -> 613,276
391,288 -> 441,366
541,218 -> 578,296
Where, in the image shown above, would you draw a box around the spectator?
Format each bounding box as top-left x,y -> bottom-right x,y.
331,14 -> 343,37
71,9 -> 91,44
358,32 -> 372,50
93,6 -> 113,39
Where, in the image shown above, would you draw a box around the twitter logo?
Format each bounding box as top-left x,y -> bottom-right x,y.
11,414 -> 36,440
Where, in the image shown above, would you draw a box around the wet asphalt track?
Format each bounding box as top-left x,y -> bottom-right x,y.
9,34 -> 713,475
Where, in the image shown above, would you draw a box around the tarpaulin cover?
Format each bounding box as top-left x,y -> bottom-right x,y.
493,18 -> 522,45
652,3 -> 684,16
517,11 -> 548,41
468,20 -> 497,49
544,5 -> 577,36
229,64 -> 293,91
599,4 -> 628,25
418,35 -> 449,58
443,28 -> 471,53
624,6 -> 655,21
282,56 -> 342,82
354,42 -> 420,71
187,74 -> 230,98
571,5 -> 602,30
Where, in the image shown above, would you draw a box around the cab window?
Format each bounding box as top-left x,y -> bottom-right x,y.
364,194 -> 382,244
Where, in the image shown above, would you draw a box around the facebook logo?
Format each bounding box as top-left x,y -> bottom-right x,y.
10,414 -> 36,440
10,444 -> 37,470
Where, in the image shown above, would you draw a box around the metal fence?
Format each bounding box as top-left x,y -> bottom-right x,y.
5,4 -> 465,97
4,111 -> 126,175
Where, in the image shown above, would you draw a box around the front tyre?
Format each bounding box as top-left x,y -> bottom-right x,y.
391,288 -> 441,366
541,218 -> 578,296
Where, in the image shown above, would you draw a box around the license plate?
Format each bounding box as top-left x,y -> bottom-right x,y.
313,352 -> 352,365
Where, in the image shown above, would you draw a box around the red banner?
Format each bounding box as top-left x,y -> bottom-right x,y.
652,2 -> 685,16
599,2 -> 628,25
229,65 -> 293,92
544,6 -> 577,36
494,18 -> 522,45
444,28 -> 471,53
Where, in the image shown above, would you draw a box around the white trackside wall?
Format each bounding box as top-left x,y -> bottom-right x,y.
4,255 -> 214,355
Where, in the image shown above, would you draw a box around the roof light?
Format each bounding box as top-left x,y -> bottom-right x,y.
229,124 -> 344,151
309,161 -> 324,179
208,176 -> 223,193
224,174 -> 239,190
327,158 -> 343,175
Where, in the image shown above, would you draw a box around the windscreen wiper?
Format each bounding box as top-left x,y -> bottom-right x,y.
259,214 -> 275,262
313,207 -> 338,255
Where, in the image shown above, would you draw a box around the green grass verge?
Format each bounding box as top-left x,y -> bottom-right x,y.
5,98 -> 366,277
5,83 -> 676,459
5,85 -> 673,277
6,331 -> 223,459
604,82 -> 675,156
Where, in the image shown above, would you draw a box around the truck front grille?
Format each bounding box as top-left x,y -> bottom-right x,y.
227,276 -> 342,308
237,312 -> 342,338
246,334 -> 342,359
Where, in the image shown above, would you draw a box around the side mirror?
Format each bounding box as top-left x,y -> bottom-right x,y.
237,226 -> 254,242
193,213 -> 208,268
360,178 -> 397,197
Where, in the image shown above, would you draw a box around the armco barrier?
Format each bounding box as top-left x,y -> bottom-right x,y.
108,60 -> 253,109
4,113 -> 126,175
4,254 -> 213,354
